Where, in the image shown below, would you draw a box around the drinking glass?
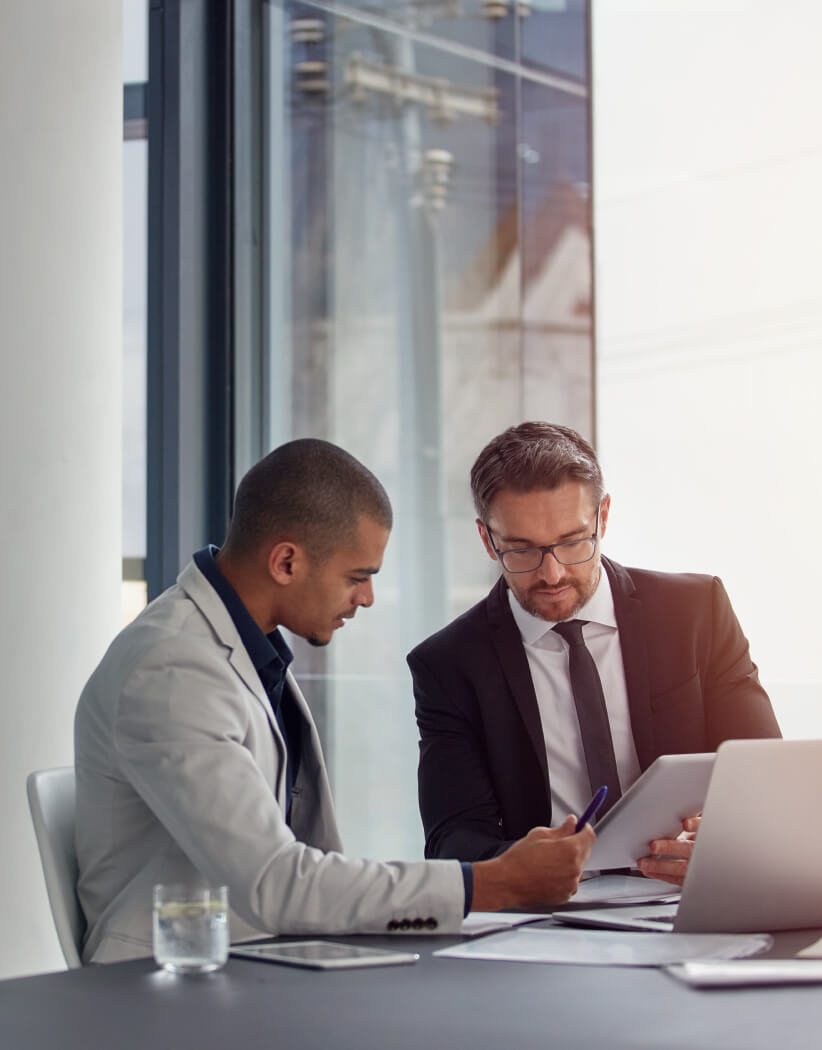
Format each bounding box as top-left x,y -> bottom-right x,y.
152,884 -> 229,974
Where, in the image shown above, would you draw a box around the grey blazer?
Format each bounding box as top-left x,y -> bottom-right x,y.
75,560 -> 463,963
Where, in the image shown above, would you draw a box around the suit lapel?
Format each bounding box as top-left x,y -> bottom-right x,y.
283,670 -> 342,847
177,560 -> 290,797
226,644 -> 290,804
604,557 -> 655,769
486,577 -> 550,785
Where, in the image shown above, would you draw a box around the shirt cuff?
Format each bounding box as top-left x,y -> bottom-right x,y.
460,862 -> 474,917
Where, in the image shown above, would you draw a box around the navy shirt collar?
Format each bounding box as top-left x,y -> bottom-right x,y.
193,545 -> 293,704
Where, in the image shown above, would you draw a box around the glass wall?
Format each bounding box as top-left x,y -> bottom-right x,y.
122,0 -> 149,623
248,0 -> 593,858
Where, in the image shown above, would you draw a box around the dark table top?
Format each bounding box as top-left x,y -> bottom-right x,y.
3,926 -> 822,1050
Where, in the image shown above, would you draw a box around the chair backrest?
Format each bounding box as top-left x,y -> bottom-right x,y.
26,767 -> 85,968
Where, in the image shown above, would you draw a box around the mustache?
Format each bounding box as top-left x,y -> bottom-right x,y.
527,581 -> 576,595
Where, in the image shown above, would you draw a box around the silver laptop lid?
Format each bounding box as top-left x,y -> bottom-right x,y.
675,738 -> 822,933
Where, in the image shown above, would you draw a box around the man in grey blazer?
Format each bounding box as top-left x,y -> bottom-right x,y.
409,423 -> 780,884
75,438 -> 593,963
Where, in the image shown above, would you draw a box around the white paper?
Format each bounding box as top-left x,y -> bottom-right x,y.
435,925 -> 772,967
797,936 -> 822,958
666,960 -> 822,987
459,878 -> 679,938
571,874 -> 680,906
460,912 -> 546,937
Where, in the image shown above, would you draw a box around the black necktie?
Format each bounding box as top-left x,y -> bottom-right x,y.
552,619 -> 621,818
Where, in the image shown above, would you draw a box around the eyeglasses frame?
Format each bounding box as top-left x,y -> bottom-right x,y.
483,503 -> 602,574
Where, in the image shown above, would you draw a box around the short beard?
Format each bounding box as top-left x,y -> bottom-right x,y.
516,562 -> 601,622
306,635 -> 331,648
519,587 -> 584,621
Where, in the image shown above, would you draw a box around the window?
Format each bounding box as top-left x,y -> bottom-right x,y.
123,0 -> 149,623
137,1 -> 592,857
234,0 -> 593,856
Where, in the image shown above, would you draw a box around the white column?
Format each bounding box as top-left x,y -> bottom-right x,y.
0,0 -> 122,978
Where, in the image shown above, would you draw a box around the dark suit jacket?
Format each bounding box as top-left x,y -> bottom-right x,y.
408,557 -> 781,862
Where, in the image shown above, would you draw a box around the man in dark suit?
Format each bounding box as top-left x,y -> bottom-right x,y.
408,422 -> 780,884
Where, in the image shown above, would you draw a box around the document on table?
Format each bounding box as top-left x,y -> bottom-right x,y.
571,874 -> 680,906
459,877 -> 679,937
797,934 -> 822,958
435,926 -> 771,967
666,960 -> 822,988
460,912 -> 547,937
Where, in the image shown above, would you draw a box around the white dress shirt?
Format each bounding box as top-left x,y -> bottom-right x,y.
508,568 -> 641,823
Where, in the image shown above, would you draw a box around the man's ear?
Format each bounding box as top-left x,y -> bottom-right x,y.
267,541 -> 306,585
476,519 -> 498,562
599,494 -> 611,540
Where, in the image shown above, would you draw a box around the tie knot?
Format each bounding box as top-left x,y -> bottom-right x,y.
552,619 -> 588,646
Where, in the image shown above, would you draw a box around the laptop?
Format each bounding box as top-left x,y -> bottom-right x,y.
554,739 -> 822,934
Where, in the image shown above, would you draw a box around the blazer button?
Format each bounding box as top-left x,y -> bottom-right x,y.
386,920 -> 399,931
399,919 -> 412,930
424,917 -> 438,930
412,918 -> 424,930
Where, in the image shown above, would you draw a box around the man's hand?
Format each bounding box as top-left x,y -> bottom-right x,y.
636,815 -> 700,886
471,815 -> 594,912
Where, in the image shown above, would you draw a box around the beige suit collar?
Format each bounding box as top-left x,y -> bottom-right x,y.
175,560 -> 292,805
174,559 -> 331,813
176,559 -> 271,703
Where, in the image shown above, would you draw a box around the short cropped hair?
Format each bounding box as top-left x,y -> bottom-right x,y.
223,439 -> 392,560
470,422 -> 604,521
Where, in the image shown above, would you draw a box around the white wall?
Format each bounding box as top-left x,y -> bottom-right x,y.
593,2 -> 822,738
0,1 -> 122,978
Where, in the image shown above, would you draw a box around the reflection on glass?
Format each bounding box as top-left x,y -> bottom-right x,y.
288,0 -> 517,62
521,76 -> 591,425
520,0 -> 588,78
263,0 -> 591,859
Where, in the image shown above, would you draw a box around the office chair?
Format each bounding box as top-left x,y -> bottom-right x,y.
26,767 -> 85,968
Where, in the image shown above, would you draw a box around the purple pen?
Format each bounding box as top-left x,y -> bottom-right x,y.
575,785 -> 608,832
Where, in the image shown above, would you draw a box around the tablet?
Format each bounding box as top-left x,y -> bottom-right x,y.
585,753 -> 715,870
230,940 -> 420,970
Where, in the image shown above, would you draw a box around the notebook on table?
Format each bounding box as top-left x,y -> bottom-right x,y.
555,738 -> 822,934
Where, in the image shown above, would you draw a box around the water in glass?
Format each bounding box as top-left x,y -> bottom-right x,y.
153,886 -> 228,974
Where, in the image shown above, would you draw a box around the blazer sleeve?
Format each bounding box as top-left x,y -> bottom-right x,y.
409,645 -> 516,862
111,635 -> 466,938
702,575 -> 781,745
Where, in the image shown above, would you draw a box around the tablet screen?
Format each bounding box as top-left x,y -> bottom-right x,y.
585,753 -> 715,870
230,940 -> 420,970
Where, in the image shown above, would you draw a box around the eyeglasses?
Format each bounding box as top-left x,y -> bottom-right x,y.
484,505 -> 601,574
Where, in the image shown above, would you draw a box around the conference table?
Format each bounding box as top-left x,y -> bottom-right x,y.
4,921 -> 822,1050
